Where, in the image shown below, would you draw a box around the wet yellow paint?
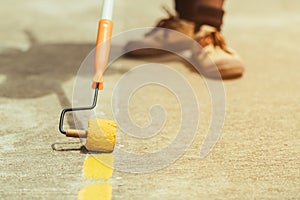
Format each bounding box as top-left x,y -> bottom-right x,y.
83,154 -> 114,180
78,183 -> 112,200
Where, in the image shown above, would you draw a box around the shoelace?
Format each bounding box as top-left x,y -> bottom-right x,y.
196,31 -> 232,54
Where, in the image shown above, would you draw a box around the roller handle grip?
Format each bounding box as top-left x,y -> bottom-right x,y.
66,129 -> 87,138
92,19 -> 113,90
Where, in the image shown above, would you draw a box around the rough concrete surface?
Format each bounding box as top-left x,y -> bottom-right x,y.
0,0 -> 299,199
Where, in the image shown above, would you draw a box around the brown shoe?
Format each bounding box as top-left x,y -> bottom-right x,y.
124,7 -> 195,57
193,25 -> 244,79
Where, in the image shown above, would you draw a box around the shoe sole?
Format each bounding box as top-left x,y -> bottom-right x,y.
202,59 -> 244,80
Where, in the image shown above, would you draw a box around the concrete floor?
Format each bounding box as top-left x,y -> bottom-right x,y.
1,0 -> 300,199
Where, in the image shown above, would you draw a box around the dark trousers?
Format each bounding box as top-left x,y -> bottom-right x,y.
175,0 -> 225,30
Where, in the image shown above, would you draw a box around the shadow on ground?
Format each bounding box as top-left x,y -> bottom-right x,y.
0,31 -> 197,131
0,31 -> 97,131
0,31 -> 94,104
0,31 -> 178,103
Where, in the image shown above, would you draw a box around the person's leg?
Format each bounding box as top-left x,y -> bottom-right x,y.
175,0 -> 225,31
200,0 -> 225,9
125,0 -> 244,79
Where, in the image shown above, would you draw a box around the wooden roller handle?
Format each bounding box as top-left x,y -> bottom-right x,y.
66,129 -> 87,138
92,19 -> 113,90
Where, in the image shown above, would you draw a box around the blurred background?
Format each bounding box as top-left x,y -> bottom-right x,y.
1,0 -> 299,199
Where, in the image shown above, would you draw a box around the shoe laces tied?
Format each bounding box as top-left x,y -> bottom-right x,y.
197,31 -> 232,54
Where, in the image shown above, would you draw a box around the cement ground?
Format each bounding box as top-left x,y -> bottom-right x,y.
0,0 -> 299,199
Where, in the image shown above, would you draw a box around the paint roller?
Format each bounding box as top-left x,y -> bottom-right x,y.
58,0 -> 116,153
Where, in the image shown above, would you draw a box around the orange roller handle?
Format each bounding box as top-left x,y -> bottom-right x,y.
92,19 -> 113,90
